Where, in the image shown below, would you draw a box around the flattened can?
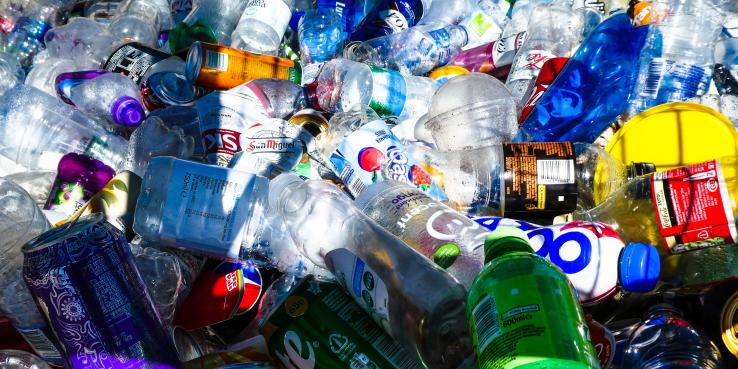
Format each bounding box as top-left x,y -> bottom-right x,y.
185,42 -> 301,90
22,214 -> 182,369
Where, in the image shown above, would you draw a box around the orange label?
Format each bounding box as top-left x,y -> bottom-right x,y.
195,43 -> 299,89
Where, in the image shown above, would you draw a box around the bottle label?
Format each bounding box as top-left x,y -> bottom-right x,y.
170,0 -> 193,23
350,0 -> 424,41
197,91 -> 268,167
263,278 -> 423,369
460,10 -> 503,48
474,217 -> 624,305
470,276 -> 595,368
502,142 -> 578,214
427,28 -> 454,66
161,160 -> 262,259
17,326 -> 63,362
240,0 -> 292,37
330,119 -> 446,199
639,58 -> 710,102
231,119 -> 310,176
508,49 -> 556,82
368,66 -> 407,119
103,43 -> 170,84
45,180 -> 93,217
324,249 -> 391,332
650,160 -> 737,253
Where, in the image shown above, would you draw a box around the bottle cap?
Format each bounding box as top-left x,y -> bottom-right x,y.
619,243 -> 660,293
483,226 -> 534,263
111,96 -> 145,127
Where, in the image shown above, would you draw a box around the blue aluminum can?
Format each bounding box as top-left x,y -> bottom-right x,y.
22,214 -> 182,369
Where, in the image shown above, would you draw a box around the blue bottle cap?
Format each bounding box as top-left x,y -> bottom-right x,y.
619,243 -> 660,293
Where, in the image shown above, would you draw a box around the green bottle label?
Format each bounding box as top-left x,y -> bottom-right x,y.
368,66 -> 407,119
262,278 -> 423,369
469,273 -> 599,368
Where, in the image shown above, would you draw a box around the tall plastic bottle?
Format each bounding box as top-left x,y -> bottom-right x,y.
268,172 -> 473,368
348,0 -> 431,42
628,0 -> 724,116
345,24 -> 468,75
68,73 -> 146,130
466,227 -> 600,368
515,13 -> 649,143
305,58 -> 435,121
230,0 -> 295,55
505,3 -> 583,103
621,304 -> 723,368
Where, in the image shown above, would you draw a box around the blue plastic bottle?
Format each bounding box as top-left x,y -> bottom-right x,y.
515,13 -> 648,143
348,0 -> 428,42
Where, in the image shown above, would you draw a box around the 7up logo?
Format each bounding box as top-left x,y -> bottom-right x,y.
274,330 -> 316,369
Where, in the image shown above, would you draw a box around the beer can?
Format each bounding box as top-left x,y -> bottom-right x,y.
104,42 -> 171,85
185,42 -> 301,90
22,215 -> 182,369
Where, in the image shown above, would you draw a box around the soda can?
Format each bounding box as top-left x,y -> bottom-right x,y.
104,42 -> 172,85
185,42 -> 301,90
141,72 -> 200,112
22,214 -> 182,369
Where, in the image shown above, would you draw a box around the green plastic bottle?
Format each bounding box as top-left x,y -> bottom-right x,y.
466,227 -> 600,369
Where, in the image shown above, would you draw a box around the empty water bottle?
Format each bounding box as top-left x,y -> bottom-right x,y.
68,72 -> 146,130
231,0 -> 295,55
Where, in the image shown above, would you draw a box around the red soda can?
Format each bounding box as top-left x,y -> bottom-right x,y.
519,57 -> 569,124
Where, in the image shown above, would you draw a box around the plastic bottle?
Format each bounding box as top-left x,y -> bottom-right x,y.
231,78 -> 307,119
1,0 -> 72,67
43,153 -> 115,217
82,0 -> 125,26
124,116 -> 195,178
466,227 -> 600,368
457,0 -> 510,50
713,64 -> 738,97
570,158 -> 738,256
0,350 -> 51,369
68,72 -> 146,130
514,12 -> 648,143
297,8 -> 344,65
473,216 -> 660,304
268,172 -> 472,368
318,108 -> 446,200
169,0 -> 248,52
107,0 -> 164,47
43,17 -> 123,68
230,0 -> 295,55
621,304 -> 723,368
0,85 -> 128,173
407,141 -> 655,215
449,32 -> 527,77
0,52 -> 23,95
628,0 -> 724,116
348,0 -> 431,42
345,24 -> 468,75
305,58 -> 436,121
505,3 -> 584,103
0,177 -> 61,364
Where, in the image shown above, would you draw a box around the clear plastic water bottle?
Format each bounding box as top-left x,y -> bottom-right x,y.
0,350 -> 51,369
43,17 -> 123,68
457,0 -> 510,50
24,57 -> 76,96
1,0 -> 72,67
231,0 -> 295,55
628,0 -> 724,116
348,0 -> 431,42
345,24 -> 469,75
0,52 -> 23,95
124,116 -> 195,177
0,85 -> 128,173
68,72 -> 146,130
0,177 -> 59,363
107,0 -> 165,47
305,58 -> 436,121
268,172 -> 473,369
621,304 -> 723,368
298,8 -> 344,64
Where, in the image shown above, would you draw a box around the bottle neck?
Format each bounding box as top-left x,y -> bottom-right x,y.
626,162 -> 657,181
301,81 -> 322,111
484,236 -> 534,263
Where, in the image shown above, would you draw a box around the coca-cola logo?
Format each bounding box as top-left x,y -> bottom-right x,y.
201,128 -> 241,155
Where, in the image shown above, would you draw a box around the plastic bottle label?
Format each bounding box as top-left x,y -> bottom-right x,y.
508,49 -> 557,82
330,119 -> 446,200
17,327 -> 62,362
161,161 -> 260,259
501,142 -> 578,214
470,274 -> 593,368
474,217 -> 624,305
192,44 -> 300,89
368,66 -> 407,118
240,0 -> 292,37
324,249 -> 391,333
264,279 -> 423,369
427,28 -> 454,66
231,119 -> 310,176
45,180 -> 93,217
460,10 -> 502,48
639,58 -> 710,102
651,160 -> 737,253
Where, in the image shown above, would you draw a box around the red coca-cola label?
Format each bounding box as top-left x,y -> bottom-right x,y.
519,57 -> 569,124
201,128 -> 242,167
586,315 -> 614,368
651,160 -> 737,254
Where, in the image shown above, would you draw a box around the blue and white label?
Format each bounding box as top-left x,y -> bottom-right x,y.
473,217 -> 625,305
368,66 -> 407,119
330,119 -> 446,200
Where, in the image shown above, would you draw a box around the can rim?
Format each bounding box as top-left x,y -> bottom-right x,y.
22,213 -> 104,254
185,42 -> 202,83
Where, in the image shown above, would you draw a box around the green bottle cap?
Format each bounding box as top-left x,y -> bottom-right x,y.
484,226 -> 534,263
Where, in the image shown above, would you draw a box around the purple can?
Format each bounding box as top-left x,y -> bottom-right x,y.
22,215 -> 182,369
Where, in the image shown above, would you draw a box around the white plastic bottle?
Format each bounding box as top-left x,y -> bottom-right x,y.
230,0 -> 295,55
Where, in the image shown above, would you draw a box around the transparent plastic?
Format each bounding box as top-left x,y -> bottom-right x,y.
124,116 -> 195,177
230,0 -> 295,55
0,350 -> 50,369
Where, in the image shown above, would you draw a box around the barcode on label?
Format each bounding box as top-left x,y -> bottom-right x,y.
18,329 -> 61,360
373,334 -> 425,369
205,50 -> 228,71
642,59 -> 665,97
472,295 -> 500,354
340,167 -> 367,196
537,159 -> 574,184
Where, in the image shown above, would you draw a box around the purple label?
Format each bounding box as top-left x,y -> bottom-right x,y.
23,219 -> 182,369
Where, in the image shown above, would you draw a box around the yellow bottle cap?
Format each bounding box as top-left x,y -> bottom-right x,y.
429,65 -> 470,82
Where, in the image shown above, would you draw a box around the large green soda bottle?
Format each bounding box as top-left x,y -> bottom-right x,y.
467,227 -> 600,369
